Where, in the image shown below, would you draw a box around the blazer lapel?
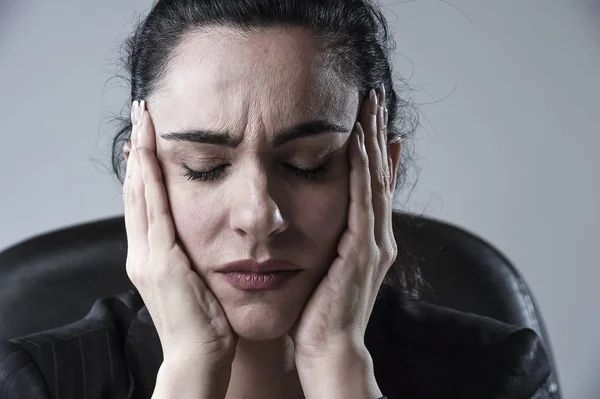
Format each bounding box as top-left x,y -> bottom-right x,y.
124,306 -> 162,399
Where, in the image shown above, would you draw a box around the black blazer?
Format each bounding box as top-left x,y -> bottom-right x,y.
0,286 -> 551,399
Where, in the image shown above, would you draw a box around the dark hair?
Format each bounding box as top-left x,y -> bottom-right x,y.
110,0 -> 424,298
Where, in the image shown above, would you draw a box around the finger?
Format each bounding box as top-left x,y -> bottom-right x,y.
130,101 -> 140,146
124,100 -> 141,205
377,106 -> 389,182
360,89 -> 387,243
380,90 -> 393,191
136,107 -> 177,253
137,100 -> 157,153
123,144 -> 149,263
360,90 -> 384,185
348,122 -> 374,236
123,99 -> 148,252
376,87 -> 396,274
384,107 -> 388,127
377,84 -> 391,184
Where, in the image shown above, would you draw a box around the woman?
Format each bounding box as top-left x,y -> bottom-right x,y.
0,0 -> 551,398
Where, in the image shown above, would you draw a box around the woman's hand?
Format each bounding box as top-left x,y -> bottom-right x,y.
290,86 -> 396,398
123,101 -> 237,397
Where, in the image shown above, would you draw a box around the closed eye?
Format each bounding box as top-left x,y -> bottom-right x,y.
182,160 -> 331,182
183,164 -> 229,181
284,164 -> 328,180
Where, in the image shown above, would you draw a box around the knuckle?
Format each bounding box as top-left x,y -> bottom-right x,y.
360,148 -> 369,166
124,177 -> 137,202
376,170 -> 388,188
124,184 -> 137,205
366,201 -> 375,220
363,193 -> 372,209
147,206 -> 156,224
127,187 -> 139,207
375,188 -> 387,204
126,259 -> 140,284
146,203 -> 166,225
382,239 -> 398,266
124,169 -> 134,185
391,239 -> 398,258
126,250 -> 152,287
140,169 -> 149,185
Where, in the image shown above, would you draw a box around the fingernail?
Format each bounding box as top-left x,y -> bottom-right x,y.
369,88 -> 377,104
369,89 -> 378,114
137,101 -> 145,144
379,83 -> 386,106
138,100 -> 145,127
131,101 -> 138,126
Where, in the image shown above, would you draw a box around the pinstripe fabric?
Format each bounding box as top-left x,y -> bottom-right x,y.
0,291 -> 143,399
0,288 -> 552,399
0,341 -> 50,399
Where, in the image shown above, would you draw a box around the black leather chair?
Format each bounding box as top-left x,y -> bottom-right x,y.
0,212 -> 561,397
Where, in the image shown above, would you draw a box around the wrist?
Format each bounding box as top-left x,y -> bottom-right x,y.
152,354 -> 233,399
296,344 -> 382,399
163,345 -> 236,369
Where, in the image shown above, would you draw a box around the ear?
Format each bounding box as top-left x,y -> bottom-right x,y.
387,140 -> 402,191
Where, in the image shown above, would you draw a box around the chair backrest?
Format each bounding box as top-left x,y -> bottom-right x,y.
0,212 -> 560,396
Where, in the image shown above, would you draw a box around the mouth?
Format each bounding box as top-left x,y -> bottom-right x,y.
216,259 -> 302,291
219,270 -> 302,291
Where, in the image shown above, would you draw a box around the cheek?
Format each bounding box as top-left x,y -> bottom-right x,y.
290,177 -> 350,250
163,180 -> 221,255
161,158 -> 351,270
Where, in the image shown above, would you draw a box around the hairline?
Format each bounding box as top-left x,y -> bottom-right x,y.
145,24 -> 359,103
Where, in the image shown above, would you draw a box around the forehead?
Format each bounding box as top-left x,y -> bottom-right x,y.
150,26 -> 358,135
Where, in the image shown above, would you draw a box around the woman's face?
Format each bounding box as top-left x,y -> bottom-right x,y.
149,27 -> 360,340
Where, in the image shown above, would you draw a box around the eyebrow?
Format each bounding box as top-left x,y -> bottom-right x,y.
160,120 -> 350,148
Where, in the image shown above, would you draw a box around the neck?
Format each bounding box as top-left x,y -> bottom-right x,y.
225,335 -> 305,399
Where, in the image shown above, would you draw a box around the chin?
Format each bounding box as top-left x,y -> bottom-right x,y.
224,302 -> 302,341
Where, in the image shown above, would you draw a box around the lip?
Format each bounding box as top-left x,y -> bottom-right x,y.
216,259 -> 303,291
220,270 -> 301,291
216,259 -> 302,273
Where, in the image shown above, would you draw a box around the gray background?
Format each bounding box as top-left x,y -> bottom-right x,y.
1,0 -> 598,397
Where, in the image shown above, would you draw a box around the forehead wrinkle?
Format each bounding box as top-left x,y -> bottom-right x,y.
154,26 -> 358,150
167,26 -> 351,104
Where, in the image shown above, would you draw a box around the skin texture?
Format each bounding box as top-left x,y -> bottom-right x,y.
150,27 -> 358,341
124,26 -> 402,398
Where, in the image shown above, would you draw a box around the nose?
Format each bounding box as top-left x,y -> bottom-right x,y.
229,166 -> 289,241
